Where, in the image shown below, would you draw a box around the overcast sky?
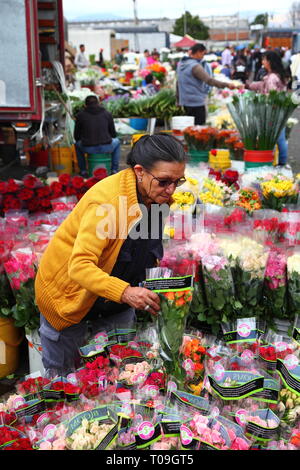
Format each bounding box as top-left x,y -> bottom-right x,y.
62,0 -> 291,21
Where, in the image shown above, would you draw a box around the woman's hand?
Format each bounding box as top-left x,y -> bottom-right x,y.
121,286 -> 160,316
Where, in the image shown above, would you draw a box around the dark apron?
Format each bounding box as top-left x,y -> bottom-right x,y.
84,201 -> 164,320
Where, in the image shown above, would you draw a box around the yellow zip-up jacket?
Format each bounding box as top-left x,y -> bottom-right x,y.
35,168 -> 142,331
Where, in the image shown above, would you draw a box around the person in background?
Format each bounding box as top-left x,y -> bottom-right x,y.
246,50 -> 289,167
139,49 -> 150,69
35,134 -> 186,376
97,48 -> 105,68
74,44 -> 90,70
74,95 -> 120,177
114,49 -> 123,66
232,48 -> 248,83
177,43 -> 237,125
221,44 -> 233,67
290,50 -> 300,90
143,73 -> 159,96
220,64 -> 231,78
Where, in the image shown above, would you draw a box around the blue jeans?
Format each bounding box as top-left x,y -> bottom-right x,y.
39,306 -> 136,376
75,138 -> 120,174
277,128 -> 288,165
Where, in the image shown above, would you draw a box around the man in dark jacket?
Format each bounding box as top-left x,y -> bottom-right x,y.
74,95 -> 120,177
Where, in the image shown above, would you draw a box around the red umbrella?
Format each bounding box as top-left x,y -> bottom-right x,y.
172,35 -> 197,49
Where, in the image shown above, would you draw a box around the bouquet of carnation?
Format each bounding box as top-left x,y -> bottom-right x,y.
260,175 -> 298,212
252,210 -> 282,243
143,265 -> 194,386
263,246 -> 288,325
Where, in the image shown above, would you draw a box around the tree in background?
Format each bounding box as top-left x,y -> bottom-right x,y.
290,1 -> 300,27
173,11 -> 209,40
250,13 -> 268,27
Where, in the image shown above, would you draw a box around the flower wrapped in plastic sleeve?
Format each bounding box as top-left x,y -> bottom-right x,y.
287,250 -> 300,319
143,267 -> 194,386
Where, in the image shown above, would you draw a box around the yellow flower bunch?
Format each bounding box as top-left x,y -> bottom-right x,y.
170,191 -> 195,211
163,225 -> 175,239
199,178 -> 228,206
261,178 -> 297,198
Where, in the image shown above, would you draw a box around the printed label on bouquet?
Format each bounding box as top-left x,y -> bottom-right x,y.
245,410 -> 280,442
116,329 -> 136,344
135,422 -> 161,449
223,329 -> 257,344
36,413 -> 51,427
180,424 -> 194,447
241,350 -> 255,364
66,406 -> 109,437
95,423 -> 118,450
143,385 -> 159,398
144,275 -> 193,292
293,327 -> 300,345
12,396 -> 25,409
121,356 -> 145,366
42,424 -> 57,441
208,372 -> 264,400
161,419 -> 181,437
128,341 -> 140,349
80,343 -> 108,363
275,342 -> 289,353
183,359 -> 195,377
235,409 -> 248,427
67,373 -> 78,386
43,388 -> 65,402
167,380 -> 177,394
94,332 -> 108,344
276,359 -> 300,395
15,398 -> 46,418
251,378 -> 280,404
213,364 -> 225,381
284,354 -> 299,371
132,373 -> 146,384
170,391 -> 210,415
237,319 -> 253,338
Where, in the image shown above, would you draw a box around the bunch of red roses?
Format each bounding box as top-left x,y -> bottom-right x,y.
110,344 -> 144,361
209,168 -> 240,190
0,426 -> 32,448
75,356 -> 117,398
0,168 -> 107,216
2,437 -> 33,450
0,411 -> 17,426
142,371 -> 165,390
17,376 -> 50,397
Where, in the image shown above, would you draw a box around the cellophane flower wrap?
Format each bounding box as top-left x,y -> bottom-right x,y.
3,244 -> 40,331
200,248 -> 235,334
218,235 -> 269,319
180,332 -> 208,395
287,250 -> 300,318
263,246 -> 289,324
260,175 -> 299,212
143,263 -> 194,386
252,209 -> 283,243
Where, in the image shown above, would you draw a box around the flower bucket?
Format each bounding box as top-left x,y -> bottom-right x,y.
87,154 -> 110,177
129,118 -> 148,131
209,149 -> 231,170
244,150 -> 274,170
188,149 -> 209,164
50,146 -> 73,175
0,318 -> 23,379
26,330 -> 44,375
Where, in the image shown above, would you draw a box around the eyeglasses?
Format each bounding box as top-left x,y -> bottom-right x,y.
145,169 -> 186,188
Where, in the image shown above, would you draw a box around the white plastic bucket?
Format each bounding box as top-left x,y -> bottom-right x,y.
26,330 -> 44,375
171,116 -> 195,144
171,116 -> 195,131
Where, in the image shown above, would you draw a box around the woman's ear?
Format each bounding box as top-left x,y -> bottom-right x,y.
133,164 -> 143,182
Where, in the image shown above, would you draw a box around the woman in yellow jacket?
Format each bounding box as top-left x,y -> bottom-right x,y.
35,134 -> 187,375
